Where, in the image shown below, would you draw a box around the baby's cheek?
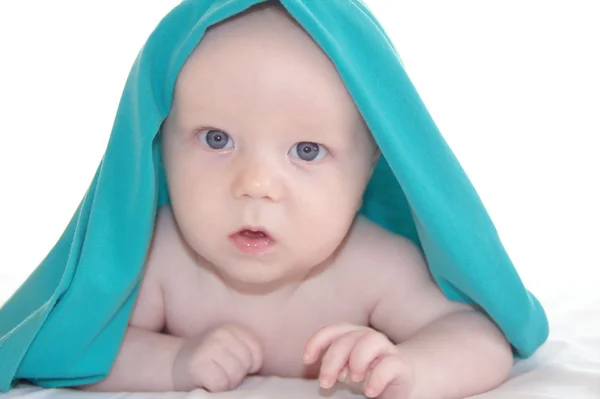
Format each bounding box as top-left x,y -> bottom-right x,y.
173,164 -> 222,208
170,183 -> 225,242
294,203 -> 355,260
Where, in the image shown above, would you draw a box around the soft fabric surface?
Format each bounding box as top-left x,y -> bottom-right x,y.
1,298 -> 598,398
0,0 -> 548,391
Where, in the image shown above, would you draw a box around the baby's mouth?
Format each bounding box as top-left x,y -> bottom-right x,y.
229,227 -> 276,254
239,229 -> 271,239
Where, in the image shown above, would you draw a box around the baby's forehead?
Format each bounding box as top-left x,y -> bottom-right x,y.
172,3 -> 366,134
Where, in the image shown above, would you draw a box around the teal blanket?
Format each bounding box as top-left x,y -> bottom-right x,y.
0,0 -> 548,391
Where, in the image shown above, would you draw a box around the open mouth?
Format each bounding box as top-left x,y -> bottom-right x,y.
238,229 -> 271,240
229,227 -> 275,254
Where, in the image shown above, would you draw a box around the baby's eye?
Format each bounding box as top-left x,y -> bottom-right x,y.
198,129 -> 234,151
289,142 -> 329,162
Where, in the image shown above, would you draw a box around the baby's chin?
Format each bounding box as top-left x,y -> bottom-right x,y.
214,262 -> 316,295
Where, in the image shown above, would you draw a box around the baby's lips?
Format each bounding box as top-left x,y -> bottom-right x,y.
231,226 -> 276,242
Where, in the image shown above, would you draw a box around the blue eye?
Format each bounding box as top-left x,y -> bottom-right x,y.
289,142 -> 328,162
198,129 -> 234,150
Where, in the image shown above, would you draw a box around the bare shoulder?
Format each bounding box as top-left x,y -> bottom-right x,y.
325,215 -> 427,312
345,216 -> 474,342
128,205 -> 180,330
346,215 -> 464,303
341,215 -> 427,283
143,205 -> 179,275
144,204 -> 198,280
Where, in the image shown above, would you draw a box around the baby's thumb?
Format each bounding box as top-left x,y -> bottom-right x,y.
249,342 -> 264,373
229,326 -> 263,374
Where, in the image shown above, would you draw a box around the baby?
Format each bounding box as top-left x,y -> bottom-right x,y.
80,4 -> 513,398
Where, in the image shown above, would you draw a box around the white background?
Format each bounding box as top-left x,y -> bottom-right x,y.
0,1 -> 598,318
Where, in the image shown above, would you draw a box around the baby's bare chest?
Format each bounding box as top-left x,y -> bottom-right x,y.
160,266 -> 373,377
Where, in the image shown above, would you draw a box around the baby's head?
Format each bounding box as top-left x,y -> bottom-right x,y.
161,2 -> 379,291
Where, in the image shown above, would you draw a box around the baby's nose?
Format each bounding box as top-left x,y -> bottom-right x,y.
231,161 -> 283,202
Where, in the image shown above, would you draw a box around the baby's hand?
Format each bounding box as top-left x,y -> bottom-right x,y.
304,324 -> 415,398
172,324 -> 263,392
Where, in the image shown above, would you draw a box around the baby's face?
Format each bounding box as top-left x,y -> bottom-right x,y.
162,6 -> 377,289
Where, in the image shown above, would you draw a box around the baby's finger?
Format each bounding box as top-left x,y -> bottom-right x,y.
364,355 -> 412,398
348,331 -> 396,382
213,348 -> 247,390
199,355 -> 229,392
319,330 -> 365,389
226,325 -> 264,373
338,366 -> 349,382
222,333 -> 255,373
304,323 -> 363,364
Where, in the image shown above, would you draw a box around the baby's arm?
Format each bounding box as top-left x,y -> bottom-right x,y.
79,326 -> 184,392
78,228 -> 184,392
369,237 -> 513,398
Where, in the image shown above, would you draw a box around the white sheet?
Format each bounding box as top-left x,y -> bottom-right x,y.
2,297 -> 599,399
